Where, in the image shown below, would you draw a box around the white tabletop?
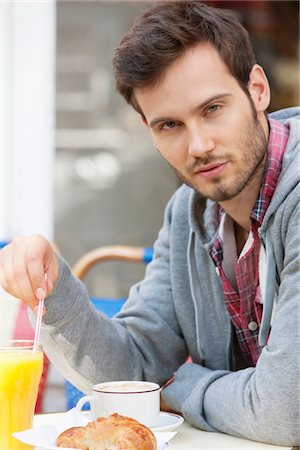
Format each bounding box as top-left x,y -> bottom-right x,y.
34,412 -> 296,450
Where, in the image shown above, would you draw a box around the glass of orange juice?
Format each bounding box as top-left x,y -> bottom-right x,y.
0,339 -> 43,450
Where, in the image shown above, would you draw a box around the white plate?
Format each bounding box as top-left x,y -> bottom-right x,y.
20,409 -> 177,450
151,412 -> 184,432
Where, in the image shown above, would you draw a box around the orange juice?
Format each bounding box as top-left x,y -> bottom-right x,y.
0,341 -> 43,450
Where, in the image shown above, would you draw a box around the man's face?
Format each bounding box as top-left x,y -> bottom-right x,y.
134,43 -> 268,203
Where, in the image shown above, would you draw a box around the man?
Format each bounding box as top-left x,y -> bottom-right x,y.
0,1 -> 299,445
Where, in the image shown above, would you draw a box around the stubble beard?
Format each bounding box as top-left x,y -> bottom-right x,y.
167,113 -> 268,202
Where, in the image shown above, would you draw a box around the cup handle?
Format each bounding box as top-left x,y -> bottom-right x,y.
76,395 -> 93,413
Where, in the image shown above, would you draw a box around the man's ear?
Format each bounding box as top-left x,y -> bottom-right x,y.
247,64 -> 270,113
140,114 -> 148,126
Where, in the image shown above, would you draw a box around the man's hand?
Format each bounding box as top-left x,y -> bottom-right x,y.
160,395 -> 174,412
0,234 -> 59,312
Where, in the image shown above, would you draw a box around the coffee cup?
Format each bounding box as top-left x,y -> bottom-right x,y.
76,380 -> 160,427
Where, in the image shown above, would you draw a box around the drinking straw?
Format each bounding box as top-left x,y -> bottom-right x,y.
33,298 -> 44,352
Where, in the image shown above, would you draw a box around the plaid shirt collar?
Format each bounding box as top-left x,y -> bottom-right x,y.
250,118 -> 289,224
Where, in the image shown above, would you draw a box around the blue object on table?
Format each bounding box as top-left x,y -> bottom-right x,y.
142,247 -> 154,264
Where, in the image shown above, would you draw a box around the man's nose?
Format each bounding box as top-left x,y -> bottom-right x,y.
187,126 -> 215,158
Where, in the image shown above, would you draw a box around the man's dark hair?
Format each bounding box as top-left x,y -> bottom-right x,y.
113,1 -> 257,115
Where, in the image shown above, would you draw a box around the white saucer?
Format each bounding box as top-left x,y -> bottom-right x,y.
151,412 -> 184,432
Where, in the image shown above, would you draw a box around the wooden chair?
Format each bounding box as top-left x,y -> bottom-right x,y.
72,245 -> 153,279
64,245 -> 153,410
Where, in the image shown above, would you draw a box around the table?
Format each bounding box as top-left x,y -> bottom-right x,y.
34,413 -> 297,450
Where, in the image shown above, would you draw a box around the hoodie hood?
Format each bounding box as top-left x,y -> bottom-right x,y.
261,107 -> 300,233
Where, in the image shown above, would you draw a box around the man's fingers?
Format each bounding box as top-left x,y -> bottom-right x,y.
0,235 -> 59,312
25,246 -> 48,300
0,251 -> 9,290
11,252 -> 40,309
0,249 -> 36,310
0,246 -> 20,296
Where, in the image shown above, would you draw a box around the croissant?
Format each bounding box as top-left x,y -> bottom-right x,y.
56,413 -> 157,450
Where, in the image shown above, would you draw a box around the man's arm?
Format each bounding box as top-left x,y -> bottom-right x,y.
31,193 -> 189,395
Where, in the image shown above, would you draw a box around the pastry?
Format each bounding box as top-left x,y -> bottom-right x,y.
55,426 -> 88,449
56,413 -> 157,450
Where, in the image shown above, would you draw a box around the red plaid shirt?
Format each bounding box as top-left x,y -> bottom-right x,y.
211,119 -> 289,366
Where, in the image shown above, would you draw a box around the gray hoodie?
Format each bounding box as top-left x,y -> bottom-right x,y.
38,107 -> 300,446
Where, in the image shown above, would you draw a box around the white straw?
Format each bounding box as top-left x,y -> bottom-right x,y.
33,298 -> 44,352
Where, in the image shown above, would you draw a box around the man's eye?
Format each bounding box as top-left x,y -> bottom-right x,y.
206,104 -> 221,114
160,121 -> 177,131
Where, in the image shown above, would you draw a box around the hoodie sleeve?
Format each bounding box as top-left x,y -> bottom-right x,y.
31,189 -> 189,395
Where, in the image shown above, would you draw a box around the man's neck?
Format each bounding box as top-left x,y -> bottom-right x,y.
219,190 -> 257,232
219,186 -> 259,256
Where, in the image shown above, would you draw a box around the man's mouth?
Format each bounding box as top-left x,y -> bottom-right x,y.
194,162 -> 228,179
